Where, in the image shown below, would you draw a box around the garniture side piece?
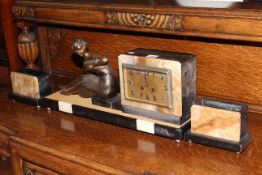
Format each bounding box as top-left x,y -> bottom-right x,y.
10,22 -> 51,105
10,68 -> 51,106
118,48 -> 196,125
11,69 -> 51,99
59,39 -> 118,99
185,99 -> 251,153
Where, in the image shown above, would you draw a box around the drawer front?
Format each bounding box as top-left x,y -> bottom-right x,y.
10,140 -> 130,175
21,160 -> 108,175
23,160 -> 62,175
0,133 -> 10,158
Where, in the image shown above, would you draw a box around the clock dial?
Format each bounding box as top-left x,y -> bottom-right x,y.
122,64 -> 173,108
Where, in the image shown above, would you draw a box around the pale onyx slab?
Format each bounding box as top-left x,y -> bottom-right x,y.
191,105 -> 241,142
11,72 -> 40,99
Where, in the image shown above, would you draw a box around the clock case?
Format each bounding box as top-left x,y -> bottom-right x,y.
119,48 -> 196,125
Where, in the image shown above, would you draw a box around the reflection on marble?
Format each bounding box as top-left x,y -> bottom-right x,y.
137,139 -> 156,154
60,119 -> 75,132
191,105 -> 241,142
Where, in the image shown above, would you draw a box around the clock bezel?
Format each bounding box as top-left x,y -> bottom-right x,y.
122,63 -> 173,109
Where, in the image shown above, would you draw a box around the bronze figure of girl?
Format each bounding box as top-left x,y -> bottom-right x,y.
59,39 -> 118,98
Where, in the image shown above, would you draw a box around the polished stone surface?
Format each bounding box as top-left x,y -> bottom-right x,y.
191,105 -> 241,142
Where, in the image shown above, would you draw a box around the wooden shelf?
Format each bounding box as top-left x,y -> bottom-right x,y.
0,87 -> 262,174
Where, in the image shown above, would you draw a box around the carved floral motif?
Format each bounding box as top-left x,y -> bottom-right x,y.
106,11 -> 184,32
13,5 -> 35,18
47,28 -> 68,60
24,167 -> 45,175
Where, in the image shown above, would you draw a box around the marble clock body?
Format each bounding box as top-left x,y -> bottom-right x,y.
118,48 -> 196,124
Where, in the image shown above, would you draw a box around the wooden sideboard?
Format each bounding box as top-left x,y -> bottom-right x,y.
0,87 -> 262,175
0,0 -> 262,174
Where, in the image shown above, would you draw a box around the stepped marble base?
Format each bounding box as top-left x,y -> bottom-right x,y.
185,130 -> 251,153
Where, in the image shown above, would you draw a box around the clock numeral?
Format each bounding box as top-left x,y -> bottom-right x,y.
163,85 -> 167,91
153,96 -> 157,101
128,80 -> 132,85
161,74 -> 165,80
129,69 -> 134,75
151,88 -> 155,93
130,90 -> 135,96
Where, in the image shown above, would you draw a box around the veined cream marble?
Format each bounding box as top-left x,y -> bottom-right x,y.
11,72 -> 40,99
118,54 -> 182,117
191,105 -> 241,142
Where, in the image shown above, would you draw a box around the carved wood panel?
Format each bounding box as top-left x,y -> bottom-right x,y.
24,167 -> 45,175
106,11 -> 184,32
23,164 -> 61,175
47,27 -> 68,60
13,5 -> 35,18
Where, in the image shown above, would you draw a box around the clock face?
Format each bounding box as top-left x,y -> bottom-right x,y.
122,64 -> 173,108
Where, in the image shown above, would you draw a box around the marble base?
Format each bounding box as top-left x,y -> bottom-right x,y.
185,131 -> 251,153
41,92 -> 190,140
91,94 -> 122,110
9,93 -> 41,107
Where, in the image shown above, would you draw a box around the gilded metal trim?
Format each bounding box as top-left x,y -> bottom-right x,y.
122,63 -> 173,108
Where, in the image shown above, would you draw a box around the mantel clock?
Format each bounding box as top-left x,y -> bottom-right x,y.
118,48 -> 196,124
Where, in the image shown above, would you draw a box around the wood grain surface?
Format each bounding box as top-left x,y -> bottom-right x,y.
1,0 -> 24,71
0,159 -> 12,175
0,0 -> 25,85
13,0 -> 262,42
0,87 -> 261,174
